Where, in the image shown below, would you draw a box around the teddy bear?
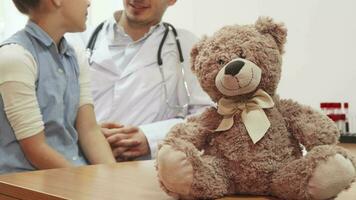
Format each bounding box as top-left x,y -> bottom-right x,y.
156,17 -> 356,200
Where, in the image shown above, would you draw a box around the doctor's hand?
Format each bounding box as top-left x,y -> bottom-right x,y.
104,125 -> 150,161
100,122 -> 139,160
100,122 -> 124,138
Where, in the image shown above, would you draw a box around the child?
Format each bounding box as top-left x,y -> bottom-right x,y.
0,0 -> 115,174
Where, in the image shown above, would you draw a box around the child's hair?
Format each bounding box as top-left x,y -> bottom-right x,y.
12,0 -> 40,14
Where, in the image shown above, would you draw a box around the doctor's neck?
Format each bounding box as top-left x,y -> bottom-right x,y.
115,11 -> 161,41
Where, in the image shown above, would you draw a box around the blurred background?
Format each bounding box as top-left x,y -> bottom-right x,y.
1,0 -> 356,116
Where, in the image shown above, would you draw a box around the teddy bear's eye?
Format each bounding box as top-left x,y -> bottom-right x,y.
217,59 -> 226,65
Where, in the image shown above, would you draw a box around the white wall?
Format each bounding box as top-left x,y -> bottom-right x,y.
0,1 -> 27,39
1,0 -> 356,114
0,0 -> 122,38
0,1 -> 4,39
88,0 -> 123,26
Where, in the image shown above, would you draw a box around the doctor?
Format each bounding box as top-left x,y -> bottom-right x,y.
88,0 -> 212,161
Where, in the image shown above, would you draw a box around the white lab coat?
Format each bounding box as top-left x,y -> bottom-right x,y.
88,20 -> 212,159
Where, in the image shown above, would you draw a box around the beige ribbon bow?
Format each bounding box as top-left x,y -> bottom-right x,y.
215,89 -> 275,144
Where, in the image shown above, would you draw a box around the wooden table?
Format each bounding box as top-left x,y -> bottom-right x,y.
0,144 -> 355,200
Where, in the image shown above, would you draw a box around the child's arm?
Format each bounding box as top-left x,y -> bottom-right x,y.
0,45 -> 74,169
76,104 -> 116,164
73,47 -> 115,164
19,133 -> 73,169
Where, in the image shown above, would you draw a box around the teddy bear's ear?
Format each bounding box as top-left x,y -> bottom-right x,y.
255,17 -> 287,53
190,35 -> 208,73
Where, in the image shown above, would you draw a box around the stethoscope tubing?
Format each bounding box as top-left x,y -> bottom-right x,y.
86,21 -> 190,117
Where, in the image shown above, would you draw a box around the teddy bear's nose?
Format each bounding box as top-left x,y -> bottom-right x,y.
224,60 -> 245,76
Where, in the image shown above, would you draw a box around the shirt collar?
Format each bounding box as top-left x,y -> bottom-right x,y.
107,11 -> 164,44
59,37 -> 75,56
25,20 -> 75,56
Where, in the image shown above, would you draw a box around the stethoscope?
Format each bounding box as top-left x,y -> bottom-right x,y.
86,22 -> 191,118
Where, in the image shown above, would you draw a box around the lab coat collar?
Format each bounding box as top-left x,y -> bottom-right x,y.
90,18 -> 120,75
119,23 -> 175,79
90,35 -> 118,75
91,20 -> 176,79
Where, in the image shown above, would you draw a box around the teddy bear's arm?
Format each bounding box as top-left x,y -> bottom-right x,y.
276,98 -> 339,150
161,121 -> 208,150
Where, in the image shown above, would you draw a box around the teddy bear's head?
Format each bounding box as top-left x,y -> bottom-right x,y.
191,17 -> 287,102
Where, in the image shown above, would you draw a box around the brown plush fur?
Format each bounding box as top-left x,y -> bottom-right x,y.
156,17 -> 356,200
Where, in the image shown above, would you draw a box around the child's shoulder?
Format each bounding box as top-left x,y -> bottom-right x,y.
0,44 -> 37,83
0,43 -> 32,62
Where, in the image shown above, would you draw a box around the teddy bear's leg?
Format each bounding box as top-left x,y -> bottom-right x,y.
271,145 -> 356,200
157,140 -> 231,200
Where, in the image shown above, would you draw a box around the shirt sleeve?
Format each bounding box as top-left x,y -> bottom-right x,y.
0,44 -> 44,140
74,47 -> 94,107
140,118 -> 184,159
0,44 -> 37,85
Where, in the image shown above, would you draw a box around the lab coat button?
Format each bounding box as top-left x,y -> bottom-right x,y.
72,156 -> 78,161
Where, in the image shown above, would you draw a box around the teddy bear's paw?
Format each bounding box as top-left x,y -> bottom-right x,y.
308,154 -> 355,199
157,179 -> 181,199
157,145 -> 194,197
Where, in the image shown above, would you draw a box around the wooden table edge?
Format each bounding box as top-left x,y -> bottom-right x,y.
0,180 -> 66,200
